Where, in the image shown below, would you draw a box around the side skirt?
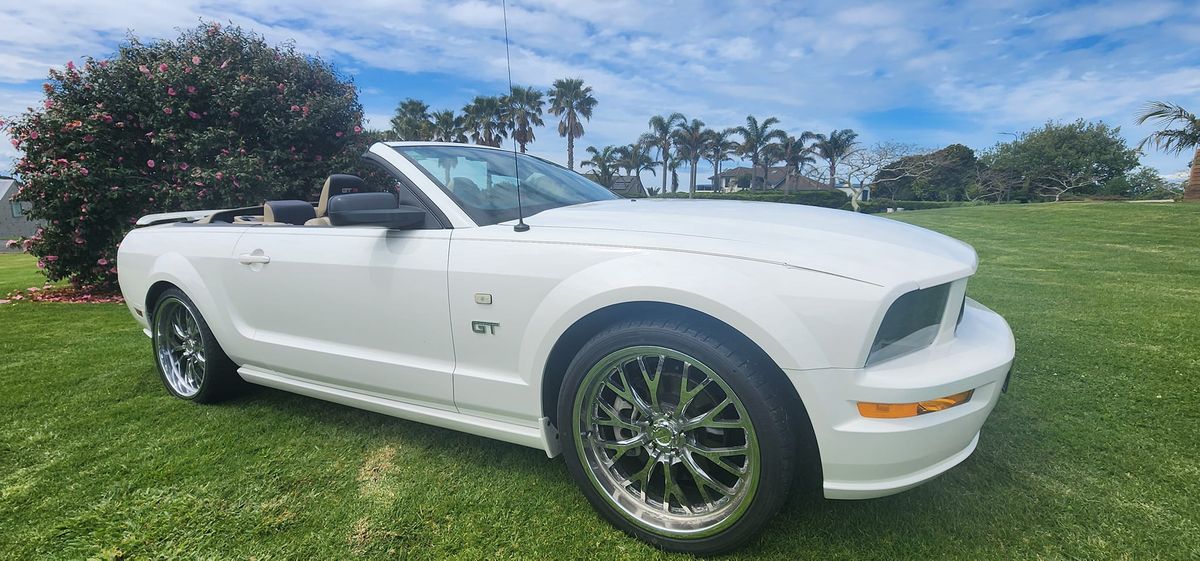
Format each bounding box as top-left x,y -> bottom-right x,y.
237,365 -> 560,457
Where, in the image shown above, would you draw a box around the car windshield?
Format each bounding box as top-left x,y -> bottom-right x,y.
393,145 -> 619,226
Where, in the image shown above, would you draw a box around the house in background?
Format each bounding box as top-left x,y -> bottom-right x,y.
1,177 -> 38,239
608,175 -> 648,198
709,166 -> 835,193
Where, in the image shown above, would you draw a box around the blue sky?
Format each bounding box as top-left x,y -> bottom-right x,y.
2,0 -> 1198,184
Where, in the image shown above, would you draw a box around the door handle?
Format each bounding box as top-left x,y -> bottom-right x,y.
238,253 -> 271,265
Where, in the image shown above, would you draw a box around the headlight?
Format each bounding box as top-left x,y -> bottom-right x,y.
866,283 -> 951,365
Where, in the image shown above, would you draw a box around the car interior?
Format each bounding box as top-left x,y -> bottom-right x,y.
198,165 -> 443,230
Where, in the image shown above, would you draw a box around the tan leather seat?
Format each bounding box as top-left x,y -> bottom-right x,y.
263,200 -> 316,225
305,174 -> 370,226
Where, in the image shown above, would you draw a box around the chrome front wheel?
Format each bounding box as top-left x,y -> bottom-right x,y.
572,346 -> 761,538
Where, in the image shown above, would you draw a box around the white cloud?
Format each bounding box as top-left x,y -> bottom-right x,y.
0,0 -> 1197,178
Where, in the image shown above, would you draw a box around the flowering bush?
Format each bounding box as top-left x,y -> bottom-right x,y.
3,23 -> 364,288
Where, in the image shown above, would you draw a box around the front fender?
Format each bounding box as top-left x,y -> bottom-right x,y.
521,251 -> 883,419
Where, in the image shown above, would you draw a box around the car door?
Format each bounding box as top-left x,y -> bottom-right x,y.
225,224 -> 455,410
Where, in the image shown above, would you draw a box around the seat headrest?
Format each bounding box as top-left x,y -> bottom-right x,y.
263,200 -> 317,225
327,192 -> 399,213
316,174 -> 372,217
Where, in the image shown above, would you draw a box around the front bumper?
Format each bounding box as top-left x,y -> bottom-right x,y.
786,298 -> 1015,499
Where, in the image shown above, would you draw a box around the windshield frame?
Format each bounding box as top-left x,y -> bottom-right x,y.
390,144 -> 619,226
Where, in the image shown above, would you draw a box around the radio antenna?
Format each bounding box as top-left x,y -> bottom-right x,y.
502,0 -> 530,232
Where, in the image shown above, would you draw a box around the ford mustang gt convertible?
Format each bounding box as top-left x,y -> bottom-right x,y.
118,141 -> 1015,554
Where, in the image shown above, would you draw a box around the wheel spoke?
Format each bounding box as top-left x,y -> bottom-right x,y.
662,464 -> 692,514
676,365 -> 711,417
682,450 -> 736,497
595,433 -> 646,463
682,397 -> 738,430
685,443 -> 749,476
594,401 -> 640,431
603,368 -> 651,417
636,355 -> 664,412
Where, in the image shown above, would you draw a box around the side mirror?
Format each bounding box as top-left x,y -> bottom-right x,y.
326,193 -> 427,229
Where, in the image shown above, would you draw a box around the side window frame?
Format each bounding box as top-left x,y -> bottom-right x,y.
357,153 -> 452,230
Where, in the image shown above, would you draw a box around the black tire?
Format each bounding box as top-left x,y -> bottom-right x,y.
150,288 -> 241,403
558,316 -> 798,555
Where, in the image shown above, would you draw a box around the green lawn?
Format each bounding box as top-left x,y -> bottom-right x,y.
1,202 -> 1197,560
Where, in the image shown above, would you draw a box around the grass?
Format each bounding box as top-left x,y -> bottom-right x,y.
1,202 -> 1198,560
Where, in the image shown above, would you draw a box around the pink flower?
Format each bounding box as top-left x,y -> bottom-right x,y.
188,111 -> 200,120
10,139 -> 17,148
99,60 -> 108,68
44,100 -> 54,109
102,114 -> 113,123
97,258 -> 109,266
179,162 -> 189,170
147,159 -> 156,168
74,237 -> 84,244
4,239 -> 16,248
79,167 -> 88,176
191,55 -> 201,65
139,64 -> 150,74
277,82 -> 285,92
82,134 -> 94,142
158,63 -> 168,72
37,260 -> 45,270
290,105 -> 300,112
215,172 -> 224,180
168,87 -> 177,96
354,126 -> 362,133
220,59 -> 230,69
163,107 -> 173,115
46,255 -> 58,262
29,131 -> 39,139
187,85 -> 196,94
66,60 -> 75,70
335,131 -> 344,137
229,110 -> 240,118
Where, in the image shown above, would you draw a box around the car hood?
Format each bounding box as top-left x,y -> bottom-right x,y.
523,199 -> 977,287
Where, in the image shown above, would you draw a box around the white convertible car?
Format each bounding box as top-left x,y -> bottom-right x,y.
118,141 -> 1015,554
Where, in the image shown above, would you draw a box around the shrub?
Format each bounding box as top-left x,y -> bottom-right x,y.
660,190 -> 850,209
3,23 -> 364,288
857,199 -> 988,214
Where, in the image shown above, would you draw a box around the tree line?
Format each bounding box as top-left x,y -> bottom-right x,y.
390,78 -> 1190,204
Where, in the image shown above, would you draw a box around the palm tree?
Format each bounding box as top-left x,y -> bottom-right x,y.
701,128 -> 736,192
641,113 -> 686,195
582,145 -> 620,187
733,115 -> 787,190
428,110 -> 467,143
547,78 -> 598,169
811,129 -> 859,189
1136,101 -> 1200,201
390,98 -> 431,141
462,96 -> 508,147
767,133 -> 818,193
672,118 -> 708,198
615,142 -> 658,178
506,85 -> 544,153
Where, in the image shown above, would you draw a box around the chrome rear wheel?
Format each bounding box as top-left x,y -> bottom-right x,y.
572,346 -> 760,538
153,297 -> 207,398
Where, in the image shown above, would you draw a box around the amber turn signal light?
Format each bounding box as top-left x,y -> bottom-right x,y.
857,390 -> 974,419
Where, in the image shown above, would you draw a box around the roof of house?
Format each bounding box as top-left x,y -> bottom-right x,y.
708,167 -> 831,191
0,178 -> 18,201
609,175 -> 646,196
